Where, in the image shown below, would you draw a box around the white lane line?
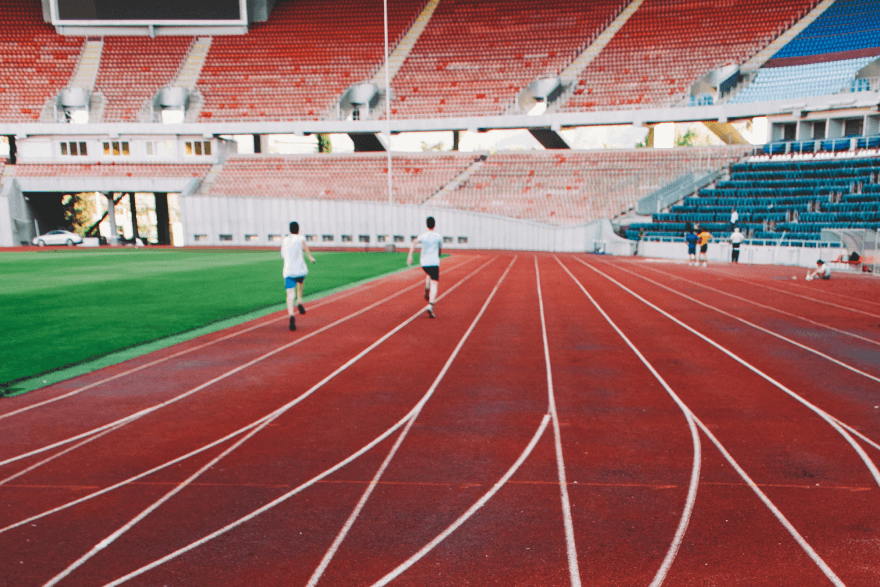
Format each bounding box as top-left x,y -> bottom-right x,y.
0,260 -> 478,470
576,258 -> 880,490
599,260 -> 880,384
0,260 -> 493,536
0,257 -> 497,534
555,256 -> 701,587
635,262 -> 880,348
535,256 -> 581,587
0,257 -> 476,422
99,257 -> 512,587
369,416 -> 550,587
47,256 -> 502,587
307,257 -> 517,587
692,414 -> 846,587
0,423 -> 126,486
696,267 -> 880,319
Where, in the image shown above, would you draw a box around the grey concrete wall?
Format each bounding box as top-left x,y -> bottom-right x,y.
179,196 -> 631,253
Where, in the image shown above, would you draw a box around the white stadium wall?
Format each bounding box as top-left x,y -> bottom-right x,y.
179,196 -> 634,254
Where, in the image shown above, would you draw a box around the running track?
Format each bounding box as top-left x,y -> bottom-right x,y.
1,254 -> 878,586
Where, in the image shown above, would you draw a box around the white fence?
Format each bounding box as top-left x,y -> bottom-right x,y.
180,196 -> 635,253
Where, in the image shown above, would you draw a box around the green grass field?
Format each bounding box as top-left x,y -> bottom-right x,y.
0,249 -> 414,394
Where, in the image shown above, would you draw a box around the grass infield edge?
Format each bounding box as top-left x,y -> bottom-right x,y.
0,264 -> 416,399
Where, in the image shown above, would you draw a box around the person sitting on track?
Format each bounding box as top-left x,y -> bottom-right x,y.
281,221 -> 316,331
806,259 -> 831,281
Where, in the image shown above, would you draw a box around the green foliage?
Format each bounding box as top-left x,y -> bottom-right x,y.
675,128 -> 699,147
317,134 -> 332,153
0,250 -> 409,386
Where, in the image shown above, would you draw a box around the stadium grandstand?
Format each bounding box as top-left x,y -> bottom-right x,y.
0,0 -> 878,270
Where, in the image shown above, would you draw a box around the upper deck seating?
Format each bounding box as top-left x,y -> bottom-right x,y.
729,57 -> 876,103
95,37 -> 193,122
196,0 -> 425,121
0,0 -> 83,122
202,153 -> 480,204
773,0 -> 880,60
730,0 -> 880,104
560,0 -> 819,111
388,0 -> 626,118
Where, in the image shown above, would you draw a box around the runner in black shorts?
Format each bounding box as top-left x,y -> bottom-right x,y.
407,217 -> 443,319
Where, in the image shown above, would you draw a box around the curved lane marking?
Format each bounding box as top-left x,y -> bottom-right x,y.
555,256 -> 701,587
96,257 -> 511,587
0,259 -> 492,534
535,256 -> 581,587
695,267 -> 880,319
634,262 -> 880,348
0,258 -> 481,470
599,260 -> 880,384
369,416 -> 550,587
306,257 -> 517,587
579,258 -> 880,490
0,257 -> 477,422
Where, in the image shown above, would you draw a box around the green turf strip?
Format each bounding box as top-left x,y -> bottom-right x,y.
1,249 -> 417,395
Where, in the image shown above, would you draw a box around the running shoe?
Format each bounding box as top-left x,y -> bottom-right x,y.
289,316 -> 296,331
297,303 -> 306,315
427,305 -> 435,319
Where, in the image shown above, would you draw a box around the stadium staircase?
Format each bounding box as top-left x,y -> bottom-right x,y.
626,153 -> 880,243
165,36 -> 213,122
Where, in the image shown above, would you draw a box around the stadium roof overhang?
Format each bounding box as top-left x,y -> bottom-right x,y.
1,92 -> 877,138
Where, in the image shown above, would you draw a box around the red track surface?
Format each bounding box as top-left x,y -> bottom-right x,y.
1,254 -> 878,586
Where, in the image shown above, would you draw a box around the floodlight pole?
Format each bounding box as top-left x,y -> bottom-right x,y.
383,0 -> 393,204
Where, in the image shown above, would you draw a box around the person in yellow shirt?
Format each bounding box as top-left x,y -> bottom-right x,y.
697,228 -> 712,267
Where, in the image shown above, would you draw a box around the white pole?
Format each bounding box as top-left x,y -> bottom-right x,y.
383,0 -> 393,204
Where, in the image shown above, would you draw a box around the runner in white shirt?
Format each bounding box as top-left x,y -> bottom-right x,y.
407,216 -> 442,319
281,221 -> 316,331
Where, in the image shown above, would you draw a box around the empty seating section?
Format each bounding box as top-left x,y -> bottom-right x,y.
0,0 -> 82,122
388,0 -> 625,118
561,0 -> 819,111
202,153 -> 479,204
429,147 -> 749,225
196,0 -> 425,121
774,0 -> 880,59
11,164 -> 211,178
95,37 -> 193,122
629,156 -> 880,241
729,57 -> 876,103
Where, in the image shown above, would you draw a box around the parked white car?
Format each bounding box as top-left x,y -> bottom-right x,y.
33,230 -> 83,247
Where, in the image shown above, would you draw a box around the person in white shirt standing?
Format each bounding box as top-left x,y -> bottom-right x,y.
281,221 -> 316,331
730,227 -> 745,263
407,216 -> 442,319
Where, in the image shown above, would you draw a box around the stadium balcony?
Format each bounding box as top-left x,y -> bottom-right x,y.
194,0 -> 425,121
94,37 -> 194,123
386,0 -> 625,118
729,0 -> 880,105
0,0 -> 83,123
559,0 -> 821,111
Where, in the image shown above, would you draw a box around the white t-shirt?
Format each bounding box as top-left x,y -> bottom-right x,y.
731,210 -> 739,223
417,231 -> 442,267
730,231 -> 744,245
818,263 -> 831,278
281,234 -> 308,278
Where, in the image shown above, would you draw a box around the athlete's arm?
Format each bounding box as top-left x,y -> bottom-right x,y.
303,241 -> 316,263
407,237 -> 419,266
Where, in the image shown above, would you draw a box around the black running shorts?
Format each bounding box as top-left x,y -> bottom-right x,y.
422,266 -> 439,281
